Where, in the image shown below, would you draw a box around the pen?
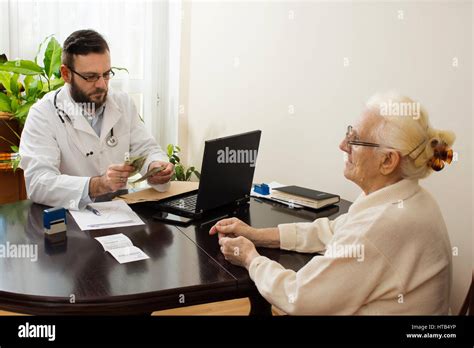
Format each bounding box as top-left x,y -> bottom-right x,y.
86,205 -> 101,216
271,197 -> 304,209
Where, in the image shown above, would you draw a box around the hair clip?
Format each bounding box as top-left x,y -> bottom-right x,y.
427,140 -> 453,171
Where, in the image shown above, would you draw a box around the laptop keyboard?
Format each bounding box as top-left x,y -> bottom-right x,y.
161,194 -> 198,212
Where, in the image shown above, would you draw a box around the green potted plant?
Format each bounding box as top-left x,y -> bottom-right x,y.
167,144 -> 200,181
0,36 -> 65,127
0,36 -> 64,203
0,36 -> 65,172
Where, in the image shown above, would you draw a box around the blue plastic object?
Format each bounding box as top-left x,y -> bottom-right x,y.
254,183 -> 270,195
43,207 -> 67,229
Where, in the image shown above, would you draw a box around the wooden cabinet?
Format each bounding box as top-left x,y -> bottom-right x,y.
0,168 -> 27,204
0,113 -> 27,204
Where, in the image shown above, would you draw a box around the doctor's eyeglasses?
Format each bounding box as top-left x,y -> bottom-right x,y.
68,66 -> 115,83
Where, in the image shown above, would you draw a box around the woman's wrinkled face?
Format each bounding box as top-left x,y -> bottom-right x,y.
339,110 -> 383,188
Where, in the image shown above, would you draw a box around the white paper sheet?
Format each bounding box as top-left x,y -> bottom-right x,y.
70,200 -> 145,230
95,233 -> 149,264
95,233 -> 133,250
107,246 -> 149,264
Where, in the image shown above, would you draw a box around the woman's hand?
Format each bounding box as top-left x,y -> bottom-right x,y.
218,235 -> 260,269
209,217 -> 257,241
210,217 -> 281,249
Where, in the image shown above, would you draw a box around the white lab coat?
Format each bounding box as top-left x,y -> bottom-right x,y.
19,84 -> 169,210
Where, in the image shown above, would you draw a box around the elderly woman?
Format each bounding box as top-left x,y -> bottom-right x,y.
210,93 -> 455,315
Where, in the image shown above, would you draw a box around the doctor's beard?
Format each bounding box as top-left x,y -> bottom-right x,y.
69,77 -> 108,111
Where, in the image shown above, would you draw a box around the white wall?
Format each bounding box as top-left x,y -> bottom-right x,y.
178,0 -> 472,314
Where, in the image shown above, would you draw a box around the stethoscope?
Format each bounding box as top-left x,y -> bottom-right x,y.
53,89 -> 118,156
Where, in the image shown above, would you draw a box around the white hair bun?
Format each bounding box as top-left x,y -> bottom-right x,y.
367,91 -> 456,178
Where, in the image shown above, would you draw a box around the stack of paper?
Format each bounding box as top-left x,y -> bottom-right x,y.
70,200 -> 145,230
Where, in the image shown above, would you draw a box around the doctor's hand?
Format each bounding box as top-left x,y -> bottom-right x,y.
147,161 -> 174,185
103,163 -> 135,192
218,235 -> 260,269
90,164 -> 135,198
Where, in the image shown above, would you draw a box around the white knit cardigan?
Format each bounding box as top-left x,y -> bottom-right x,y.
249,179 -> 452,315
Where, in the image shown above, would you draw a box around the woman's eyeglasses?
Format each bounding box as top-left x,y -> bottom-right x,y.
345,125 -> 385,148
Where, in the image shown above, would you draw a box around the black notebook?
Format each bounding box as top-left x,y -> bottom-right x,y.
272,186 -> 340,209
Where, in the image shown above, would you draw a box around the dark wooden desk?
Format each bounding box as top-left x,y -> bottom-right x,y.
0,198 -> 350,315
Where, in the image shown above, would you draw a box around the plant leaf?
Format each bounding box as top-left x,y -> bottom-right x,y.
167,144 -> 173,157
0,92 -> 12,112
34,34 -> 53,65
10,97 -> 19,113
26,79 -> 41,102
23,75 -> 34,93
43,37 -> 62,79
37,90 -> 47,100
14,101 -> 34,126
49,78 -> 64,91
0,71 -> 12,93
175,164 -> 184,181
10,74 -> 19,96
0,60 -> 44,75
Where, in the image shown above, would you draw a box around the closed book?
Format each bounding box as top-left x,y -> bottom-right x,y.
272,185 -> 340,209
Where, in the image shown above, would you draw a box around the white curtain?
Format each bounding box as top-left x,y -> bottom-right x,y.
0,0 -> 181,149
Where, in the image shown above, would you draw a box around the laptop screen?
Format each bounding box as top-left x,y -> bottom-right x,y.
195,130 -> 261,213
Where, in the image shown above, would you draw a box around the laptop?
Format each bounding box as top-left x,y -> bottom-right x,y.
153,130 -> 262,221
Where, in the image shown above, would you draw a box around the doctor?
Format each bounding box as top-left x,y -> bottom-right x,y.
20,29 -> 173,210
